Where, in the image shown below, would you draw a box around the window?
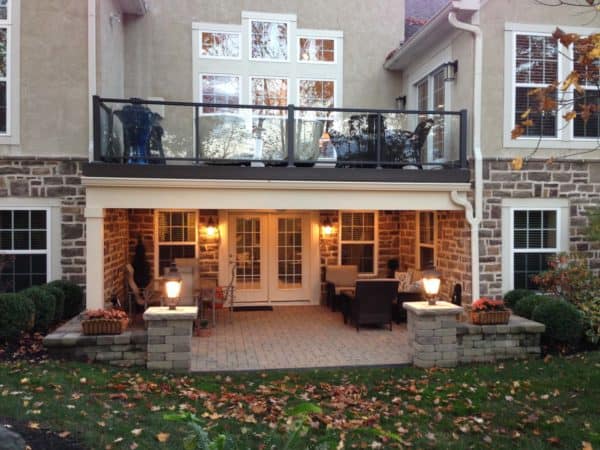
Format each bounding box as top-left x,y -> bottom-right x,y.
200,74 -> 240,113
339,212 -> 376,274
298,80 -> 334,109
0,0 -> 10,135
417,212 -> 436,270
415,68 -> 446,161
200,31 -> 241,59
573,46 -> 600,138
512,210 -> 558,289
298,38 -> 335,62
514,34 -> 558,137
0,209 -> 48,292
250,77 -> 288,115
250,20 -> 289,61
156,211 -> 197,276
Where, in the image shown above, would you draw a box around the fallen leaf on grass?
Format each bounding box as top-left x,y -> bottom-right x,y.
131,428 -> 143,436
28,422 -> 39,429
547,437 -> 561,446
58,431 -> 71,439
582,442 -> 593,450
156,432 -> 170,443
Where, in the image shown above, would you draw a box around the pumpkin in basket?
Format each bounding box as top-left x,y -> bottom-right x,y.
470,298 -> 511,325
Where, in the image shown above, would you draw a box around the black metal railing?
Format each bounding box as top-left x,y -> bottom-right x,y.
92,96 -> 468,170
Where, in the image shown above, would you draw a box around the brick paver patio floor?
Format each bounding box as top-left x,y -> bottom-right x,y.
191,306 -> 410,371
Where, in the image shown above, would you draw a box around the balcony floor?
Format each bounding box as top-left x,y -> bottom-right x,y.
191,306 -> 410,372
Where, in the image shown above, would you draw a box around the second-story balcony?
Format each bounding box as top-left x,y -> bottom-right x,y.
87,97 -> 470,183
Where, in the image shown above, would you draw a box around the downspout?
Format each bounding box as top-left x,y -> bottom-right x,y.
88,0 -> 97,160
448,9 -> 483,301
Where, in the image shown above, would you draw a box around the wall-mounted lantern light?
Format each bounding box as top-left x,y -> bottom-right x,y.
206,216 -> 219,239
322,217 -> 333,237
444,60 -> 458,82
395,95 -> 407,110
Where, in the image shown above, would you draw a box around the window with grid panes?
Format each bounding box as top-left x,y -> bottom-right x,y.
418,212 -> 435,270
513,34 -> 558,137
512,209 -> 558,289
0,0 -> 10,133
339,212 -> 376,274
0,209 -> 48,292
156,211 -> 196,276
573,46 -> 600,138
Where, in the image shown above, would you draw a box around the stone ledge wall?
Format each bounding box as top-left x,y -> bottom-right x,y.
456,316 -> 544,363
0,158 -> 87,286
480,159 -> 600,298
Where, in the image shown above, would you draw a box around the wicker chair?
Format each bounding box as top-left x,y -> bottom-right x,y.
348,279 -> 399,331
325,265 -> 358,312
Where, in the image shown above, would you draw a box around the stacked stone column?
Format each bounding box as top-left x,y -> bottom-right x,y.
143,306 -> 197,371
404,301 -> 464,368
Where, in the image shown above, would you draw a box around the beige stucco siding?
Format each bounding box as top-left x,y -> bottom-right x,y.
479,0 -> 600,159
97,0 -> 125,99
123,0 -> 404,108
13,0 -> 89,158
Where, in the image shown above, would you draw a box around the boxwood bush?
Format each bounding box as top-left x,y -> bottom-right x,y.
0,293 -> 35,340
48,280 -> 84,319
42,285 -> 65,323
21,286 -> 56,332
513,294 -> 554,319
503,289 -> 532,309
532,298 -> 584,345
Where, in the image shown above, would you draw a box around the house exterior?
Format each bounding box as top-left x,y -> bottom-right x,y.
0,0 -> 596,314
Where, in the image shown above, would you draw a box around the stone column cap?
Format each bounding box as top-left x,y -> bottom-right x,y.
403,301 -> 464,316
143,306 -> 198,321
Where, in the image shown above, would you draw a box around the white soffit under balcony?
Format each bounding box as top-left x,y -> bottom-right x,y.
118,0 -> 147,15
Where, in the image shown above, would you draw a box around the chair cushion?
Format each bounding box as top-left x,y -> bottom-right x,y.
394,271 -> 411,291
325,265 -> 358,286
334,285 -> 356,296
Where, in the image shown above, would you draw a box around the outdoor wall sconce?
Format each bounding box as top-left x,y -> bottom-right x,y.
164,263 -> 182,310
422,269 -> 441,306
205,217 -> 220,240
395,95 -> 407,110
322,217 -> 333,237
444,60 -> 458,82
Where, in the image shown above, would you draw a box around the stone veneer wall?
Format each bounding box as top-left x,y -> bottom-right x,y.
104,209 -> 129,305
437,211 -> 472,303
480,160 -> 600,298
0,158 -> 86,285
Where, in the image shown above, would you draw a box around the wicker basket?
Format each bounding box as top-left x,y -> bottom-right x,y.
81,318 -> 129,335
470,310 -> 510,325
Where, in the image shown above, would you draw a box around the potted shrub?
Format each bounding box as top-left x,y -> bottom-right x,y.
196,319 -> 211,337
470,298 -> 511,325
81,309 -> 129,335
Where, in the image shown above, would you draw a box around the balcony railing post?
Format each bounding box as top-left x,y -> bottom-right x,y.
92,95 -> 101,163
459,109 -> 468,169
287,104 -> 295,167
376,113 -> 382,169
195,105 -> 200,164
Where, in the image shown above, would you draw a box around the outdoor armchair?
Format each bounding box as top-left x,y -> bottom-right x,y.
348,279 -> 399,331
325,265 -> 358,312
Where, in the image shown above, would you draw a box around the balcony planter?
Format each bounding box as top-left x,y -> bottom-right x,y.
81,309 -> 129,335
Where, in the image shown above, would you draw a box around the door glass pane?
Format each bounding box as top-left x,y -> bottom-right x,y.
235,218 -> 261,289
277,218 -> 302,289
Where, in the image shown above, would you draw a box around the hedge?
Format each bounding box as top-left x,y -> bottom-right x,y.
47,280 -> 84,319
42,285 -> 65,323
532,298 -> 584,345
503,289 -> 533,309
0,293 -> 35,340
21,286 -> 56,332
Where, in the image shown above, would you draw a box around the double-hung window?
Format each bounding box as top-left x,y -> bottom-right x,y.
339,211 -> 376,275
415,68 -> 447,162
0,209 -> 49,292
0,0 -> 11,135
156,211 -> 197,277
417,212 -> 436,270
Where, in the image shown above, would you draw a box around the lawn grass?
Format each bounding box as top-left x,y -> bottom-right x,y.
0,353 -> 599,449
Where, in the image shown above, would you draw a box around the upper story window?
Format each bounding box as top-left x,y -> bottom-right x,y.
415,67 -> 447,162
200,74 -> 240,113
0,0 -> 11,135
201,31 -> 241,59
298,38 -> 335,63
250,20 -> 289,61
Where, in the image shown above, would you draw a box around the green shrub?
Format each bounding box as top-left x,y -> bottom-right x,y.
514,294 -> 543,319
41,285 -> 65,323
48,280 -> 84,319
21,286 -> 55,332
532,298 -> 584,345
503,289 -> 532,309
0,293 -> 35,340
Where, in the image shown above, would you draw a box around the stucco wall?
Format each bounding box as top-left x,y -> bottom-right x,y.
479,0 -> 600,160
97,0 -> 125,98
13,0 -> 89,158
123,0 -> 404,108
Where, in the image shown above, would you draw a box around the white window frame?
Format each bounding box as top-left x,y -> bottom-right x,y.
249,75 -> 290,117
0,0 -> 19,144
416,211 -> 437,270
297,36 -> 337,64
198,26 -> 242,61
297,78 -> 337,109
154,210 -> 198,278
199,73 -> 242,113
338,211 -> 378,276
248,17 -> 291,63
503,22 -> 600,149
501,198 -> 569,293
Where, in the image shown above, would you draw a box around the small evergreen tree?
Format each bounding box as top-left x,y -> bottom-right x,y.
132,235 -> 151,289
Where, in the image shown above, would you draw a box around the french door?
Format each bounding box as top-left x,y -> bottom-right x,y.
228,213 -> 311,304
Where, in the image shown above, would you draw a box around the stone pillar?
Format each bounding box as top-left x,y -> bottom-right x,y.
143,306 -> 197,371
85,207 -> 104,310
403,301 -> 464,368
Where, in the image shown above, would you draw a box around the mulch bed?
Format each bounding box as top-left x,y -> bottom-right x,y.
1,418 -> 87,450
0,332 -> 48,363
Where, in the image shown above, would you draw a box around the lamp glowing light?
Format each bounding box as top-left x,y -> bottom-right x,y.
206,217 -> 219,239
422,269 -> 441,306
322,217 -> 333,236
164,263 -> 182,310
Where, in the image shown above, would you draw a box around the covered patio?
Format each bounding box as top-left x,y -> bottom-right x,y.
191,306 -> 410,371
